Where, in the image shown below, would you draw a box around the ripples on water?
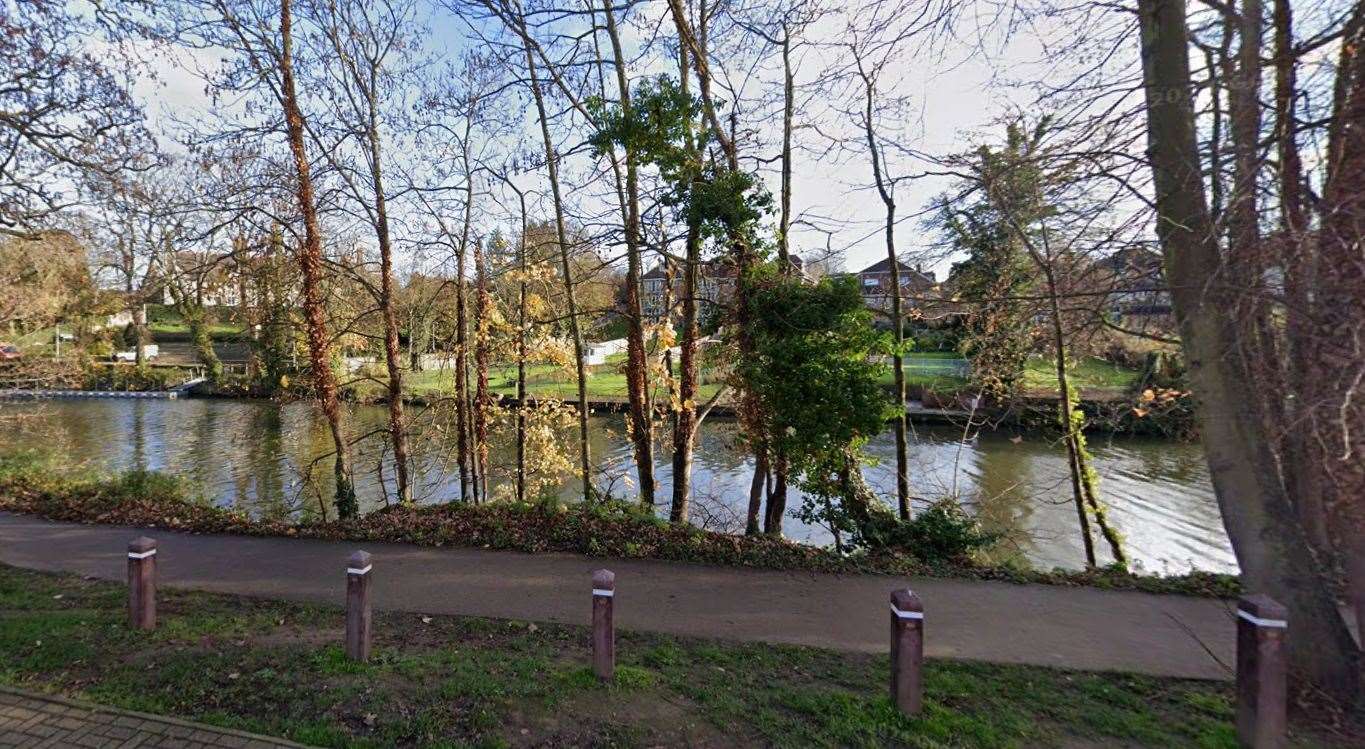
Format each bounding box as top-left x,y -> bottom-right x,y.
0,398 -> 1237,574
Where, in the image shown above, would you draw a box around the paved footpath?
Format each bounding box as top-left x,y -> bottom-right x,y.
0,513 -> 1238,680
0,686 -> 305,748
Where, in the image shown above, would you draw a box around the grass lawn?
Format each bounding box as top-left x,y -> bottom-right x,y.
387,353 -> 726,403
1022,356 -> 1141,393
376,351 -> 1139,404
147,320 -> 245,338
0,563 -> 1266,748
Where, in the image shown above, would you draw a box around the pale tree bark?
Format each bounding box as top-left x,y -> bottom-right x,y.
455,122 -> 475,503
517,8 -> 592,503
473,233 -> 491,501
1136,0 -> 1359,700
364,100 -> 412,504
279,0 -> 356,518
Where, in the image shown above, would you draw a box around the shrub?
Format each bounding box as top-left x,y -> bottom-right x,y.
83,364 -> 183,391
887,500 -> 999,562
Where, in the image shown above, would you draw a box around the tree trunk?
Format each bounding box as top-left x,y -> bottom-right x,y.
601,0 -> 656,509
777,25 -> 793,267
1136,0 -> 1360,700
519,15 -> 592,503
670,43 -> 702,524
861,75 -> 911,520
516,193 -> 529,505
747,448 -> 768,535
1312,3 -> 1365,692
454,139 -> 474,503
279,0 -> 355,518
363,105 -> 412,505
474,234 -> 491,501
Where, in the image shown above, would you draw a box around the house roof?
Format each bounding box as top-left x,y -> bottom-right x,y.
856,257 -> 935,285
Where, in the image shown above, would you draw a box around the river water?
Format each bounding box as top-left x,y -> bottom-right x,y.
0,398 -> 1236,574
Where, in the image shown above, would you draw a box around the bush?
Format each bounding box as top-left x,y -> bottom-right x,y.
83,364 -> 184,391
887,500 -> 999,562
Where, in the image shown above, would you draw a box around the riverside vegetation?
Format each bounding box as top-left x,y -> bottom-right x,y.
0,452 -> 1238,597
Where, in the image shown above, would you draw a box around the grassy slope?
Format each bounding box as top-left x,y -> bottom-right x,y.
0,564 -> 1261,749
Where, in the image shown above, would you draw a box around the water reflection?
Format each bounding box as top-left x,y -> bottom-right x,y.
0,398 -> 1236,574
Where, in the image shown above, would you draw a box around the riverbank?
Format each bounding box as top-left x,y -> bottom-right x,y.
0,458 -> 1238,597
0,563 -> 1278,748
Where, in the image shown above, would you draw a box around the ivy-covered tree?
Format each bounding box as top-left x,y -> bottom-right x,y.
740,271 -> 895,549
589,74 -> 772,525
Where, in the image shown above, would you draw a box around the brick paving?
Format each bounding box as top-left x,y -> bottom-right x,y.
0,687 -> 307,748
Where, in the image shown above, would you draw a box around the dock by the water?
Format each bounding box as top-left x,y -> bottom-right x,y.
0,377 -> 207,401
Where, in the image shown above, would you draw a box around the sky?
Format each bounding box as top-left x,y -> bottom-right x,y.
123,0 -> 1056,281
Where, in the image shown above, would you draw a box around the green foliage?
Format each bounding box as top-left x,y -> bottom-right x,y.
741,272 -> 893,472
883,499 -> 999,561
82,363 -> 185,391
937,122 -> 1051,398
589,74 -> 772,252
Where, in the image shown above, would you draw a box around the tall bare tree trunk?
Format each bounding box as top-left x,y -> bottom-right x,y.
454,134 -> 474,503
601,0 -> 656,508
516,192 -> 529,504
1136,0 -> 1359,700
474,234 -> 491,501
518,10 -> 592,503
1271,0 -> 1329,553
279,0 -> 355,518
859,72 -> 911,521
1312,3 -> 1365,692
777,24 -> 793,267
362,102 -> 412,505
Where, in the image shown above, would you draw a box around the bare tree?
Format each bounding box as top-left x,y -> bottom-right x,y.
1136,0 -> 1361,701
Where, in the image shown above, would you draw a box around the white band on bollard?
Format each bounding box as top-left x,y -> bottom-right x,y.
128,550 -> 157,560
1237,609 -> 1286,628
890,605 -> 924,620
592,589 -> 614,597
347,565 -> 372,576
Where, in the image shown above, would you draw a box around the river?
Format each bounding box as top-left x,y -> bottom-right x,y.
0,397 -> 1235,574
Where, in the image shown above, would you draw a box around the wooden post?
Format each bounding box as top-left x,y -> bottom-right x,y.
127,537 -> 157,630
889,588 -> 923,716
592,569 -> 615,682
345,550 -> 373,662
1236,594 -> 1287,749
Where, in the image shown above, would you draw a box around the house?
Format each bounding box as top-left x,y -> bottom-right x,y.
640,259 -> 740,319
854,257 -> 937,317
145,251 -> 251,309
1092,246 -> 1172,324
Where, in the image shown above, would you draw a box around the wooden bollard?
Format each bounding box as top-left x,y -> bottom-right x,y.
345,551 -> 373,662
127,537 -> 157,630
889,588 -> 923,716
1236,594 -> 1287,749
592,569 -> 615,682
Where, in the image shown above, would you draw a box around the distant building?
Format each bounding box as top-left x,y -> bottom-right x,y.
1092,246 -> 1172,324
640,259 -> 740,319
854,257 -> 937,318
145,251 -> 250,308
